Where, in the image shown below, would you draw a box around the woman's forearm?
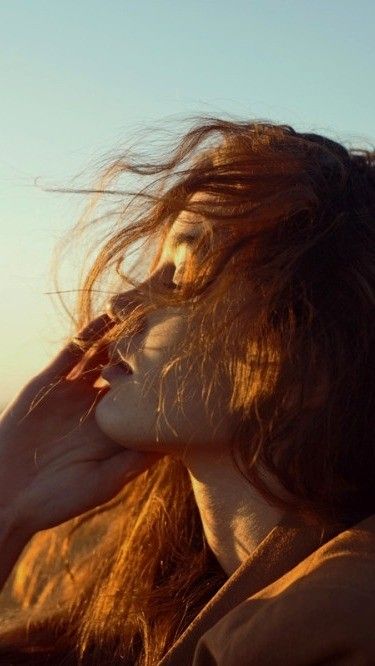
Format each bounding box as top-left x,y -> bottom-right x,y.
0,511 -> 31,593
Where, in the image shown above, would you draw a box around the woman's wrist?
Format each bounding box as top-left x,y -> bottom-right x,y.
0,507 -> 34,592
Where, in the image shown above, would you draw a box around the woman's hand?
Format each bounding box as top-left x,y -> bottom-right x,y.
0,315 -> 161,540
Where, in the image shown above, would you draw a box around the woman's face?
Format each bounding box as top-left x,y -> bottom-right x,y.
94,207 -> 234,459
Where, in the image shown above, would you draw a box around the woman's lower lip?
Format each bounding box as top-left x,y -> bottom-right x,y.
100,364 -> 133,382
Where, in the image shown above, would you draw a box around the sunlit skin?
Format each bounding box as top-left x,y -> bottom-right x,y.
95,215 -> 234,456
95,202 -> 287,575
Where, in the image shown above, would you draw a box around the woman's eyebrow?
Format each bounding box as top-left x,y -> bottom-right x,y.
168,231 -> 200,251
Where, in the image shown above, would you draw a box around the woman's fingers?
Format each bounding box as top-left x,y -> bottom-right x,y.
97,450 -> 163,500
42,314 -> 114,382
66,341 -> 110,383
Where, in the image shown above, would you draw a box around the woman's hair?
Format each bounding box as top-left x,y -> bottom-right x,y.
0,117 -> 374,664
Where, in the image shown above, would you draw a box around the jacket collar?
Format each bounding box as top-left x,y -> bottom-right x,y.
159,512 -> 341,665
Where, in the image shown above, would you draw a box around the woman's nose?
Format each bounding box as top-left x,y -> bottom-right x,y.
106,264 -> 175,322
106,289 -> 142,323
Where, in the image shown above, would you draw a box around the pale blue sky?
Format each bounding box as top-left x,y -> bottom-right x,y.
1,0 -> 374,403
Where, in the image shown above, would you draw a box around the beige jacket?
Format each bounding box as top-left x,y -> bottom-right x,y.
160,513 -> 375,665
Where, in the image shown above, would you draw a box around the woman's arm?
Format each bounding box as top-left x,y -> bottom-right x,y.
0,509 -> 31,593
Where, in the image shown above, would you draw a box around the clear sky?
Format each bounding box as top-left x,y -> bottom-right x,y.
1,0 -> 374,405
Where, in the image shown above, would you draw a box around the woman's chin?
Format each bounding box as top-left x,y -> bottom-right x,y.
94,398 -> 161,453
94,398 -> 128,447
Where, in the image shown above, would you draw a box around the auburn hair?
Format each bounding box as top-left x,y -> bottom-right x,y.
0,117 -> 374,664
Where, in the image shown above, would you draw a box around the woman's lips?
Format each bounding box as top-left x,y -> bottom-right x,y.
100,362 -> 133,382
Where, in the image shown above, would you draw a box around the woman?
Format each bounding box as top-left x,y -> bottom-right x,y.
0,118 -> 374,664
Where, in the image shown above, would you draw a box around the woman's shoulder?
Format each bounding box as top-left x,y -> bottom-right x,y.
193,513 -> 375,665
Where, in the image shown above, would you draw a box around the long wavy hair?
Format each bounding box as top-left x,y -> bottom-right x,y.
0,117 -> 374,665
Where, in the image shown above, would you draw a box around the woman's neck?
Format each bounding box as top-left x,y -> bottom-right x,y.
184,452 -> 286,576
